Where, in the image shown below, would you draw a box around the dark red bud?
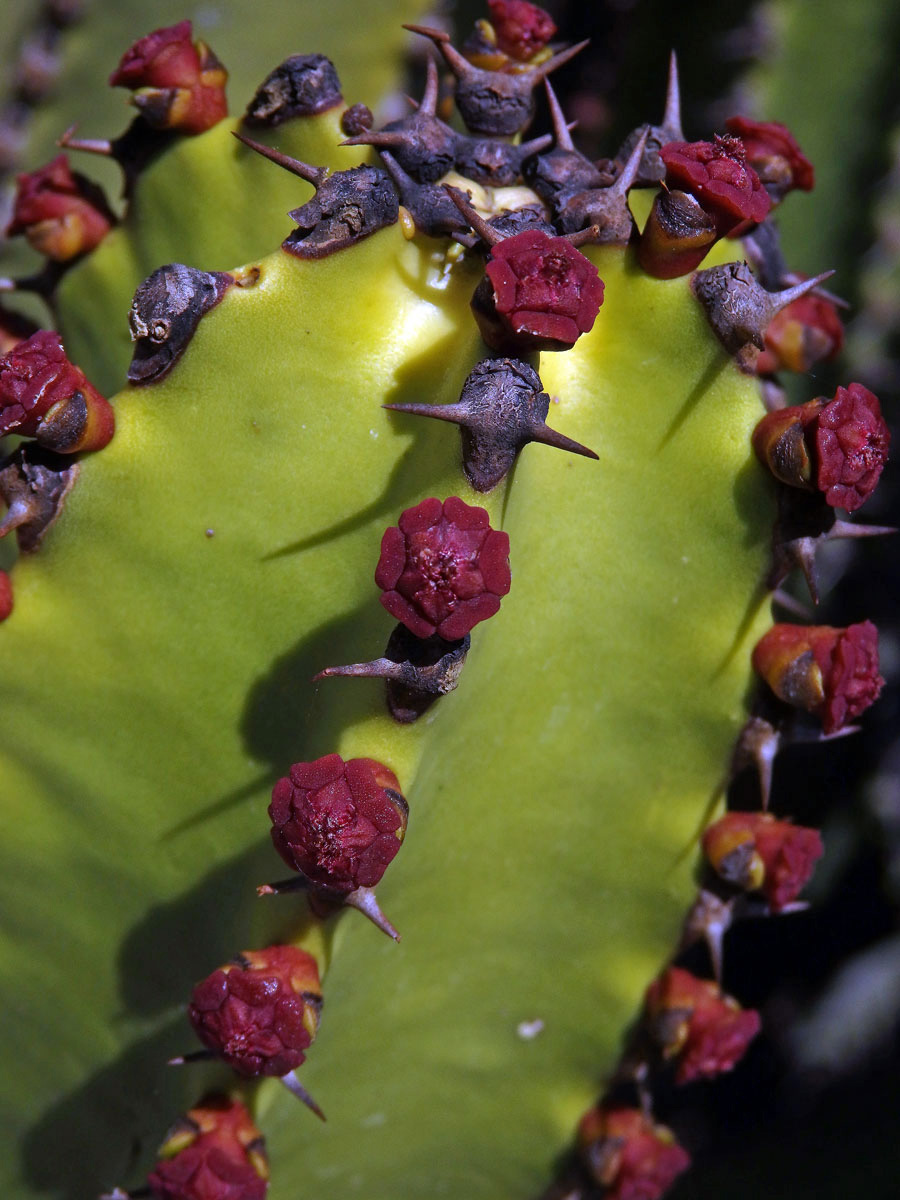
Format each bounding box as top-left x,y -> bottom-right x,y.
147,1096 -> 268,1200
110,22 -> 227,134
724,116 -> 814,199
6,155 -> 113,261
702,811 -> 824,910
188,946 -> 322,1078
752,621 -> 883,735
577,1105 -> 691,1200
268,754 -> 407,892
0,571 -> 12,622
756,287 -> 843,376
0,331 -> 114,452
752,384 -> 889,512
487,0 -> 557,61
644,967 -> 761,1084
472,229 -> 604,354
660,135 -> 772,236
375,496 -> 511,640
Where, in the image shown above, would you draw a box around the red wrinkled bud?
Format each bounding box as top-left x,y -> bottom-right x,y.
756,287 -> 843,376
812,383 -> 890,511
269,754 -> 407,892
0,571 -> 12,622
577,1105 -> 691,1200
6,155 -> 113,261
725,116 -> 814,198
487,0 -> 557,60
752,384 -> 889,512
0,331 -> 115,452
375,496 -> 511,639
660,136 -> 772,236
644,967 -> 761,1084
752,621 -> 883,735
702,811 -> 824,910
188,945 -> 322,1078
472,229 -> 604,355
110,22 -> 228,134
148,1096 -> 268,1200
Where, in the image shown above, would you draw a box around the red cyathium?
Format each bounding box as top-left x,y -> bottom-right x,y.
109,21 -> 228,134
752,621 -> 883,735
375,496 -> 511,639
487,0 -> 557,60
644,966 -> 761,1084
724,116 -> 814,198
702,811 -> 824,911
6,155 -> 113,262
188,946 -> 322,1078
472,229 -> 605,354
147,1096 -> 268,1200
812,384 -> 890,511
0,571 -> 12,622
756,288 -> 844,376
660,136 -> 771,236
577,1105 -> 691,1200
752,383 -> 889,512
268,754 -> 407,893
0,330 -> 114,452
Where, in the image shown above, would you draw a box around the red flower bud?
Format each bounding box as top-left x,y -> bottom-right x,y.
752,621 -> 883,735
6,155 -> 113,261
752,384 -> 888,512
471,229 -> 605,354
813,383 -> 890,511
109,22 -> 228,134
375,496 -> 511,639
756,287 -> 843,376
147,1096 -> 268,1200
660,136 -> 771,236
188,945 -> 322,1078
577,1105 -> 691,1200
644,967 -> 761,1084
725,116 -> 814,199
487,0 -> 557,61
0,571 -> 12,622
0,331 -> 114,453
702,811 -> 824,910
269,754 -> 407,893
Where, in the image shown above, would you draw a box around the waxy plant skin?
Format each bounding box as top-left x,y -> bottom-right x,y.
0,4 -> 890,1200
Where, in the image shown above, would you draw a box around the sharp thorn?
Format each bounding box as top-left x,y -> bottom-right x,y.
614,126 -> 650,194
345,885 -> 401,941
534,40 -> 591,80
256,876 -> 311,897
443,185 -> 500,245
58,125 -> 114,156
313,657 -> 407,682
232,131 -> 327,186
543,79 -> 574,151
281,1070 -> 327,1120
167,1049 -> 215,1066
662,50 -> 684,139
384,401 -> 467,427
767,270 -> 836,318
529,423 -> 599,460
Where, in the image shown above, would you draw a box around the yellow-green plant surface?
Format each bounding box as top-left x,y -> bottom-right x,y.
0,181 -> 772,1196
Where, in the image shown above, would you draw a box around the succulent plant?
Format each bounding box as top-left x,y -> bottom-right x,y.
0,4 -> 893,1200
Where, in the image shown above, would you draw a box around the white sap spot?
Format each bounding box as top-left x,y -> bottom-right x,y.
369,429 -> 379,438
361,1111 -> 386,1128
517,1018 -> 545,1040
681,555 -> 690,564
